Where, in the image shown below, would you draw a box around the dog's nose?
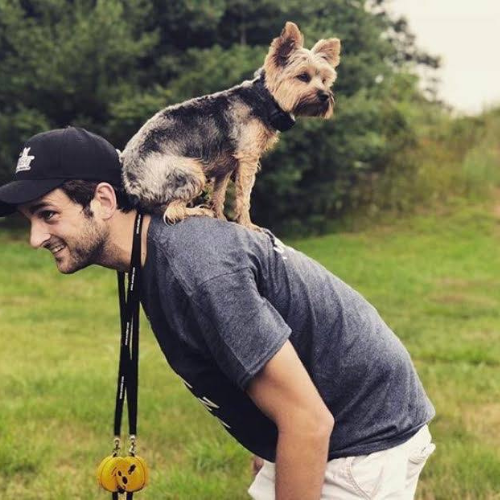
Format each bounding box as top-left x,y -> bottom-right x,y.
318,91 -> 329,102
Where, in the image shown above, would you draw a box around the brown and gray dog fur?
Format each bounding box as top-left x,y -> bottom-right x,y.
121,22 -> 341,230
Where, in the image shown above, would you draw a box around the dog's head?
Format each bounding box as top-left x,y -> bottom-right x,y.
263,22 -> 340,119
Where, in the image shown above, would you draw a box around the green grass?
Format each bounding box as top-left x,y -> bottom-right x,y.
1,199 -> 499,499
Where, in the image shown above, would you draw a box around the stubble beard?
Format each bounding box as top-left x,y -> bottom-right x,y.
57,216 -> 109,274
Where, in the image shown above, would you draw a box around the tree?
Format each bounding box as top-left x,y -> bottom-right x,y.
0,0 -> 439,234
0,0 -> 157,181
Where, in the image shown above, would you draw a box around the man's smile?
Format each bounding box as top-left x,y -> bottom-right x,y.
45,241 -> 66,256
51,244 -> 66,255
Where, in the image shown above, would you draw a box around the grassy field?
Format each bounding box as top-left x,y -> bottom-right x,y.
1,198 -> 499,499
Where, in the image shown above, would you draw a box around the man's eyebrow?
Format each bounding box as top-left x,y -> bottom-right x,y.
28,202 -> 52,215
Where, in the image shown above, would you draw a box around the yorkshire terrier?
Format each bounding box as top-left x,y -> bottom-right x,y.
121,22 -> 341,230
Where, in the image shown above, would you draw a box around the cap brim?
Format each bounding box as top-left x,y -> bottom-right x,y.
0,179 -> 65,216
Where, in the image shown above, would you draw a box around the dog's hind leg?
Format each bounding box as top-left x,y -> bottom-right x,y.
164,199 -> 214,224
122,153 -> 214,224
162,158 -> 215,224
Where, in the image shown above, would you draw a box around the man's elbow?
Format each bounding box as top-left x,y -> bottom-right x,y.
308,405 -> 335,437
317,410 -> 335,437
279,408 -> 334,440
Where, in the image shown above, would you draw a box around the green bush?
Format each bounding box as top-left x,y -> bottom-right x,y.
362,105 -> 500,221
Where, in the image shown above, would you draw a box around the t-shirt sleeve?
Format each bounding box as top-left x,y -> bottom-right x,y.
188,267 -> 291,390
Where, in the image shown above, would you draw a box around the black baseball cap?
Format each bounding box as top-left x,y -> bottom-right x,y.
0,127 -> 123,216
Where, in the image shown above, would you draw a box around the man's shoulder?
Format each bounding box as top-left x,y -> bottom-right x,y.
150,215 -> 248,249
149,215 -> 267,289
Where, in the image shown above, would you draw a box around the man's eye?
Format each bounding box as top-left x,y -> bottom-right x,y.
40,210 -> 56,221
296,73 -> 311,83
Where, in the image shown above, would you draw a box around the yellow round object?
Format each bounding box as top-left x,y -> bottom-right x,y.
96,455 -> 125,492
115,455 -> 149,492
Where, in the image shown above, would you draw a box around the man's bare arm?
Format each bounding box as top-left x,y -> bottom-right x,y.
247,340 -> 334,500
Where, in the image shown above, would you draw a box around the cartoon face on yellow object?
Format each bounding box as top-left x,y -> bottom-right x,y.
96,455 -> 125,492
115,455 -> 149,492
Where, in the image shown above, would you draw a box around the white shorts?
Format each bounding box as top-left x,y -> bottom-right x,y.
248,424 -> 436,499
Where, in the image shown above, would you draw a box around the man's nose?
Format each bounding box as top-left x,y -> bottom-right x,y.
29,222 -> 50,249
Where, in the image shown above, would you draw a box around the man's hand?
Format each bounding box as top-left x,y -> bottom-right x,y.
247,340 -> 334,500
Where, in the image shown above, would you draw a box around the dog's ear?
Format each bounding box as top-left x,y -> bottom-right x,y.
312,38 -> 341,68
269,22 -> 304,67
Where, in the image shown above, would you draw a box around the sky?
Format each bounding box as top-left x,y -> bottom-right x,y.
389,0 -> 500,114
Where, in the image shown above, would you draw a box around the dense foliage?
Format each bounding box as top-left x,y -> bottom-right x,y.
0,0 -> 440,233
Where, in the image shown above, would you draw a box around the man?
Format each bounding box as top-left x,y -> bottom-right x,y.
1,127 -> 436,499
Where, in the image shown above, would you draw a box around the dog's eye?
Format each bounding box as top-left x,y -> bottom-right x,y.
296,73 -> 311,83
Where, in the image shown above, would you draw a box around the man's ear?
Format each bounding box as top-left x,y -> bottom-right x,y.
91,183 -> 117,219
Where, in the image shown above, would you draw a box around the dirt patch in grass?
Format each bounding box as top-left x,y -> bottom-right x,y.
493,203 -> 500,220
431,293 -> 497,308
463,403 -> 500,448
437,277 -> 500,289
492,188 -> 500,220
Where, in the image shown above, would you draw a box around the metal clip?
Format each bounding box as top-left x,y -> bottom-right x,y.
129,434 -> 137,456
113,436 -> 121,456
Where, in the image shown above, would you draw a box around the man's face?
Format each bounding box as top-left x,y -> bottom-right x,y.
18,189 -> 109,274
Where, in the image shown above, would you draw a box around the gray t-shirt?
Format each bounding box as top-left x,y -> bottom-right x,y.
140,215 -> 435,461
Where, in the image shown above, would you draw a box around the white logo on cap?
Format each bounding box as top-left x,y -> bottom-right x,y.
16,147 -> 35,173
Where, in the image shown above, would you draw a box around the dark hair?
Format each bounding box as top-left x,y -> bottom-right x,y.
60,179 -> 135,216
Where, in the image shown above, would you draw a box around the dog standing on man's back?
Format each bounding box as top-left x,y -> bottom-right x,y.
121,22 -> 341,230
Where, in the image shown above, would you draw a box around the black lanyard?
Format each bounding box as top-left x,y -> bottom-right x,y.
114,212 -> 143,451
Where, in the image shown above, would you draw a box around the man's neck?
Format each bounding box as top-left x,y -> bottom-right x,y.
100,210 -> 151,272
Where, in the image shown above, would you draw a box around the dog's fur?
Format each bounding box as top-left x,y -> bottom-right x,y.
121,22 -> 341,230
